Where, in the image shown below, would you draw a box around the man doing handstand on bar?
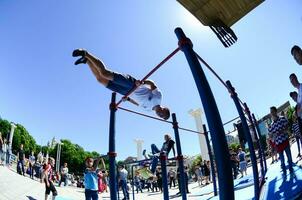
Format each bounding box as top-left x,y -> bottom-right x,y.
72,49 -> 170,120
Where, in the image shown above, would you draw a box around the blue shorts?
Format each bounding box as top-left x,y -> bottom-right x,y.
106,73 -> 136,95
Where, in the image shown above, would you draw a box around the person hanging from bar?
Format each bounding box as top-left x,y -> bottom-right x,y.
72,49 -> 170,120
142,134 -> 175,173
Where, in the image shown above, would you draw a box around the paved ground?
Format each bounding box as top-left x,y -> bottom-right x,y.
1,140 -> 302,200
0,165 -> 211,200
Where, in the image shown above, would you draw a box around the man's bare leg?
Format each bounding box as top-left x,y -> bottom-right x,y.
85,52 -> 114,80
86,59 -> 110,86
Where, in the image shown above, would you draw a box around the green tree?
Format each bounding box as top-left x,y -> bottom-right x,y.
0,118 -> 108,174
0,119 -> 11,140
229,143 -> 240,151
190,155 -> 202,174
286,106 -> 296,137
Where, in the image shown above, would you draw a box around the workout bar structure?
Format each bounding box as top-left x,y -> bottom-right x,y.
226,80 -> 260,200
252,113 -> 267,173
116,47 -> 180,107
195,52 -> 247,110
118,106 -> 239,136
172,113 -> 187,200
203,124 -> 218,196
175,27 -> 234,200
160,152 -> 170,200
108,27 -> 263,200
244,104 -> 265,184
108,108 -> 187,199
108,93 -> 118,200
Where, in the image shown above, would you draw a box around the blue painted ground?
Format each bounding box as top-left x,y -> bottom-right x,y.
261,163 -> 302,200
187,175 -> 255,200
187,162 -> 302,200
55,197 -> 73,200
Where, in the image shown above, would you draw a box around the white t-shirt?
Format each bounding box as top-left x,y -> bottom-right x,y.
119,168 -> 128,181
29,155 -> 35,164
130,85 -> 162,110
298,84 -> 302,118
61,167 -> 69,175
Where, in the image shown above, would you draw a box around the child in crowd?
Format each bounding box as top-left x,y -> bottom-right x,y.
84,157 -> 105,200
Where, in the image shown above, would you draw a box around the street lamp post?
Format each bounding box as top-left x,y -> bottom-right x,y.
56,142 -> 63,172
7,123 -> 16,165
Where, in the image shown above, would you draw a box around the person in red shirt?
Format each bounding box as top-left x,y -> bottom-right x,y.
42,157 -> 58,200
268,106 -> 293,174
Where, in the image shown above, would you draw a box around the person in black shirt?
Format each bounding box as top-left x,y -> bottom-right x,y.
143,134 -> 176,173
201,160 -> 211,184
176,166 -> 190,195
229,148 -> 239,179
17,144 -> 25,176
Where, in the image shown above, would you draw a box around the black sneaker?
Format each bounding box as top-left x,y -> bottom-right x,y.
72,49 -> 87,57
74,57 -> 87,65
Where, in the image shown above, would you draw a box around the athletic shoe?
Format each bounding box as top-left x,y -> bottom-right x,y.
74,57 -> 87,65
72,49 -> 87,57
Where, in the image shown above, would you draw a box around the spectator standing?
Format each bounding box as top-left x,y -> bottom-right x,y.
268,106 -> 293,174
59,163 -> 69,187
237,148 -> 247,177
267,134 -> 278,164
168,168 -> 176,188
292,111 -> 302,158
17,144 -> 25,176
201,160 -> 210,184
118,165 -> 129,200
29,151 -> 36,179
229,148 -> 239,179
133,171 -> 143,193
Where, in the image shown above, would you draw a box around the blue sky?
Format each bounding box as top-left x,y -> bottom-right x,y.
0,0 -> 301,160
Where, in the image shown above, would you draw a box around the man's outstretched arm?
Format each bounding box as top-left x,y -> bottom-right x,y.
122,97 -> 139,106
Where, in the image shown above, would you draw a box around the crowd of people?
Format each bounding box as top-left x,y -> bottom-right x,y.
194,160 -> 212,186
265,45 -> 302,175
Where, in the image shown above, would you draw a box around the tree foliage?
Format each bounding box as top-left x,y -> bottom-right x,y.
286,106 -> 296,136
0,118 -> 107,174
229,143 -> 241,151
190,155 -> 202,174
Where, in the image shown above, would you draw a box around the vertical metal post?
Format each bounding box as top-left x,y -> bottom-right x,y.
108,93 -> 118,200
243,104 -> 265,182
172,113 -> 187,200
175,27 -> 234,200
226,81 -> 259,200
203,125 -> 217,196
160,152 -> 169,200
252,113 -> 267,173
